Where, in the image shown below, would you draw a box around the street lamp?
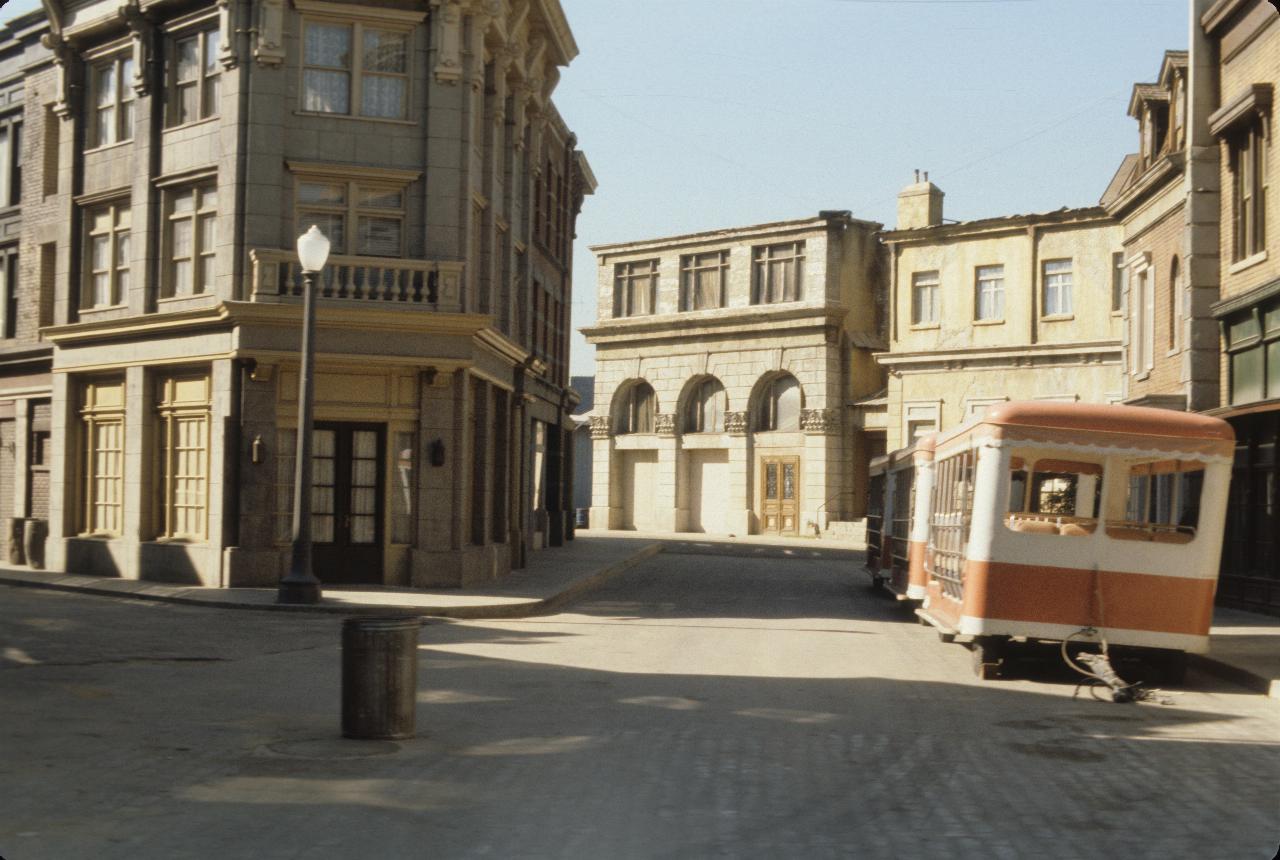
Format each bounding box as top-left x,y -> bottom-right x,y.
277,226 -> 331,605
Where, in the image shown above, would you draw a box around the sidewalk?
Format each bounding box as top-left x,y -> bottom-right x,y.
1,531 -> 1277,699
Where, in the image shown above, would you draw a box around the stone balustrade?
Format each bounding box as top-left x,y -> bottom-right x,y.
249,249 -> 465,312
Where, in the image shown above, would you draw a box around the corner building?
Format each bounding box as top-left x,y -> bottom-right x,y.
35,0 -> 594,588
582,213 -> 886,537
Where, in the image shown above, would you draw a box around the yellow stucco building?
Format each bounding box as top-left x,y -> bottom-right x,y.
877,176 -> 1125,450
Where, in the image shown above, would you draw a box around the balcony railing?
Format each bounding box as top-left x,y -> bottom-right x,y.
249,249 -> 464,312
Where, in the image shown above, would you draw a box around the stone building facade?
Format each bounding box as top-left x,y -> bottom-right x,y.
1200,0 -> 1279,612
1100,48 -> 1220,413
24,0 -> 593,588
0,11 -> 53,566
582,213 -> 886,537
878,178 -> 1124,450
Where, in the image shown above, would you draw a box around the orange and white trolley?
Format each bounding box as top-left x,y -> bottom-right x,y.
864,454 -> 890,586
884,436 -> 935,601
917,402 -> 1233,680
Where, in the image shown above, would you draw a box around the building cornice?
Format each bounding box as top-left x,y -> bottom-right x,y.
581,305 -> 852,344
874,340 -> 1122,372
1201,0 -> 1254,34
590,213 -> 879,257
1102,152 -> 1184,219
1211,276 -> 1280,318
880,207 -> 1112,245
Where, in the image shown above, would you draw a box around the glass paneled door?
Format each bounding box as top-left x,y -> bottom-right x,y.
760,455 -> 800,535
311,422 -> 385,584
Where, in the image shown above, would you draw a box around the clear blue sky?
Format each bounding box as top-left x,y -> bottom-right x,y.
2,0 -> 1190,377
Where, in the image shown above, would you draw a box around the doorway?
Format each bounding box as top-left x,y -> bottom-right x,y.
311,422 -> 385,584
759,455 -> 799,535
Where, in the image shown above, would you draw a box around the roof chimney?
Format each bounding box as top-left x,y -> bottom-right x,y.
896,171 -> 944,230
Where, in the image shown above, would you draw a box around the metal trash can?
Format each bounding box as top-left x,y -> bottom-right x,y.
23,518 -> 46,570
341,615 -> 423,740
7,518 -> 25,565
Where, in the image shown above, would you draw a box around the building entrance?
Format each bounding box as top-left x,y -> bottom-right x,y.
759,455 -> 799,535
310,422 -> 385,584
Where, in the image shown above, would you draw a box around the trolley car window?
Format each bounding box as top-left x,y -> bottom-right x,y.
1109,460 -> 1204,543
1005,458 -> 1101,537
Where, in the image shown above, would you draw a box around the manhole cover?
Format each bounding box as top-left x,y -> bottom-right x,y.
265,738 -> 401,759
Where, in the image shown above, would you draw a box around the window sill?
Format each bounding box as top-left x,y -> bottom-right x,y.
972,318 -> 1005,326
76,532 -> 119,540
163,115 -> 220,135
79,303 -> 129,315
1040,314 -> 1075,323
157,293 -> 214,307
1110,310 -> 1124,318
149,537 -> 208,546
909,322 -> 940,331
1229,251 -> 1268,275
83,139 -> 133,156
1132,370 -> 1151,382
293,110 -> 416,127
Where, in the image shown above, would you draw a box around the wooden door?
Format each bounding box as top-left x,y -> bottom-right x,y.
311,423 -> 385,584
760,456 -> 800,535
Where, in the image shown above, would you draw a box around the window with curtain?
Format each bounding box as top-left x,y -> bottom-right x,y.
1230,120 -> 1267,262
168,29 -> 221,127
1225,301 -> 1280,406
83,201 -> 130,308
758,375 -> 802,432
164,183 -> 217,297
613,259 -> 658,317
684,378 -> 726,433
680,251 -> 728,311
302,21 -> 409,120
295,178 -> 406,257
975,264 -> 1004,321
752,242 -> 804,304
616,382 -> 656,435
1042,259 -> 1072,316
88,55 -> 134,147
911,270 -> 939,324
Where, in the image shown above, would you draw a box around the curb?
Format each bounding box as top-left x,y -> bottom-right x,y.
0,543 -> 666,621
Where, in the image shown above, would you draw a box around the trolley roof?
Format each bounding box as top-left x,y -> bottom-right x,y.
980,402 -> 1233,442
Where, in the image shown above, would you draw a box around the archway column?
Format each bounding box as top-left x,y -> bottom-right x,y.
587,416 -> 617,529
654,413 -> 680,532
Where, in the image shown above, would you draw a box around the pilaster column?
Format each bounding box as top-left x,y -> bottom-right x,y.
724,411 -> 751,535
588,416 -> 614,529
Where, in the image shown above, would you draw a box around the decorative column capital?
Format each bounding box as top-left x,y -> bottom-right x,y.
724,411 -> 748,436
589,415 -> 611,440
654,413 -> 676,437
800,408 -> 840,435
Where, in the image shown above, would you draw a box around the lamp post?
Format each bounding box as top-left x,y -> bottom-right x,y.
277,226 -> 331,605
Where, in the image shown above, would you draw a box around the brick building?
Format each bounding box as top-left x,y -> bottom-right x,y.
16,0 -> 594,588
582,213 -> 885,537
1201,0 -> 1279,612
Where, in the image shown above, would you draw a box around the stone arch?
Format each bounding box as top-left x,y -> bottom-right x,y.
748,371 -> 805,432
611,379 -> 658,435
677,375 -> 728,434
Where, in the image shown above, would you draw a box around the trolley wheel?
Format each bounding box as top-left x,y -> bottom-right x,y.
970,639 -> 1003,680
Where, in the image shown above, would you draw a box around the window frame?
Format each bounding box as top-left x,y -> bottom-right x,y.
751,241 -> 805,305
81,199 -> 131,310
684,378 -> 726,434
162,181 -> 219,299
87,53 -> 135,149
911,270 -> 940,325
680,251 -> 728,312
166,27 -> 222,128
0,114 -> 18,209
154,373 -> 212,542
757,374 -> 802,433
616,382 -> 656,435
613,259 -> 659,318
1041,258 -> 1073,318
974,264 -> 1005,322
298,17 -> 413,121
1229,120 -> 1267,263
294,175 -> 408,258
1224,300 -> 1280,405
79,379 -> 126,537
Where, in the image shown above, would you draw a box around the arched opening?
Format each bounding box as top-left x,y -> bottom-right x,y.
683,377 -> 727,434
756,373 -> 802,432
614,381 -> 656,435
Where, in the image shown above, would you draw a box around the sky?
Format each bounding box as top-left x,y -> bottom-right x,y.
2,0 -> 1191,377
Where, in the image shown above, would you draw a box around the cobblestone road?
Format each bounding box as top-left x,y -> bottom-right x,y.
3,550 -> 1279,858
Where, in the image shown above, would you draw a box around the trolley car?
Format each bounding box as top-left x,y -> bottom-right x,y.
864,454 -> 890,587
915,401 -> 1233,680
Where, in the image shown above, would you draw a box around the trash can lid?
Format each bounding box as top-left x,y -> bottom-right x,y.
342,615 -> 424,632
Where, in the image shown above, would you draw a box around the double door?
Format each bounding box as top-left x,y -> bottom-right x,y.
311,422 -> 384,584
760,456 -> 799,535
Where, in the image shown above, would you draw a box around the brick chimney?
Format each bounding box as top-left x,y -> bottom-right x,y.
896,170 -> 944,230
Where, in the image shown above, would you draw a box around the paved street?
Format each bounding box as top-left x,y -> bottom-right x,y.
3,548 -> 1280,859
